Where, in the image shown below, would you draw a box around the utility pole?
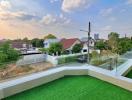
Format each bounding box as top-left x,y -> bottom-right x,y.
80,21 -> 91,64
87,22 -> 91,64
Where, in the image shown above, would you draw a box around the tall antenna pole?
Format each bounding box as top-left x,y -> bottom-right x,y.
87,22 -> 91,64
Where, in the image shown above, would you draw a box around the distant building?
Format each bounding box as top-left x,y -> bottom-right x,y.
11,41 -> 32,50
11,41 -> 34,54
94,34 -> 99,40
44,39 -> 60,48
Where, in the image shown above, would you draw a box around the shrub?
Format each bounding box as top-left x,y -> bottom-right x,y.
39,48 -> 48,53
49,43 -> 63,55
6,49 -> 20,61
0,53 -> 8,69
0,52 -> 8,63
90,59 -> 105,66
0,42 -> 20,64
66,56 -> 77,63
62,50 -> 70,55
58,57 -> 66,65
91,51 -> 100,59
58,56 -> 78,65
72,44 -> 83,53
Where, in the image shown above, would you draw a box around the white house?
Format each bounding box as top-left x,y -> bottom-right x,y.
80,37 -> 96,53
43,39 -> 60,48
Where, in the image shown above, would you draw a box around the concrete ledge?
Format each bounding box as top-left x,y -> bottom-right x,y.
87,65 -> 132,91
2,71 -> 65,98
0,66 -> 131,99
88,70 -> 132,91
0,89 -> 3,99
122,66 -> 132,76
64,67 -> 88,75
112,59 -> 132,76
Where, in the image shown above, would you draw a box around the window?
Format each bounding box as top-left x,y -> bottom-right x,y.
83,49 -> 87,52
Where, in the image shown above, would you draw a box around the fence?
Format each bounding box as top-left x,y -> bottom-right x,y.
1,53 -> 87,67
16,54 -> 46,66
46,52 -> 88,66
122,51 -> 132,59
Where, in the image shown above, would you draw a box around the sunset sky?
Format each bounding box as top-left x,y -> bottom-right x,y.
0,0 -> 132,39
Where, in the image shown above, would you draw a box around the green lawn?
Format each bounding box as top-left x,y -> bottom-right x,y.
126,70 -> 132,78
5,76 -> 132,100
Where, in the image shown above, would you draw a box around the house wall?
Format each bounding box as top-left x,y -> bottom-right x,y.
46,55 -> 58,66
81,43 -> 100,54
44,39 -> 60,48
16,54 -> 46,66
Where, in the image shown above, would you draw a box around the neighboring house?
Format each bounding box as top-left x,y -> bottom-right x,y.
80,37 -> 95,53
11,41 -> 33,54
44,37 -> 100,55
60,38 -> 81,54
44,39 -> 60,48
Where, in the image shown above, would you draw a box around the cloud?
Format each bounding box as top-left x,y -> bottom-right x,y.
41,13 -> 70,25
109,17 -> 116,21
0,0 -> 11,11
61,0 -> 93,12
101,25 -> 112,31
126,0 -> 132,5
50,0 -> 59,3
0,11 -> 38,21
0,0 -> 38,21
100,8 -> 113,17
99,8 -> 117,21
41,14 -> 56,25
120,9 -> 126,13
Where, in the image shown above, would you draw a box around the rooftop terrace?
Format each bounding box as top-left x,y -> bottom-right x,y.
5,76 -> 132,100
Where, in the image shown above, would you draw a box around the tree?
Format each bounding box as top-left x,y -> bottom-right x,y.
108,32 -> 119,39
48,43 -> 63,55
31,38 -> 43,47
118,38 -> 132,54
6,49 -> 20,61
0,53 -> 8,63
108,32 -> 119,53
0,42 -> 20,63
95,40 -> 106,50
72,44 -> 83,53
44,34 -> 57,40
0,41 -> 10,54
23,37 -> 29,43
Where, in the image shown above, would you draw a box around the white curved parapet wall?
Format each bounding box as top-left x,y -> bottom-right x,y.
111,59 -> 132,76
0,65 -> 132,99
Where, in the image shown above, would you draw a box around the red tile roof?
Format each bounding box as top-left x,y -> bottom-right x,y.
60,38 -> 80,49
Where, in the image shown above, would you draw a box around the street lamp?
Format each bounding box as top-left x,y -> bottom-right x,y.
80,22 -> 91,64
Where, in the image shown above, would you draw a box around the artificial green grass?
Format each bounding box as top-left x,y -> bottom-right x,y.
126,70 -> 132,78
5,76 -> 132,100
